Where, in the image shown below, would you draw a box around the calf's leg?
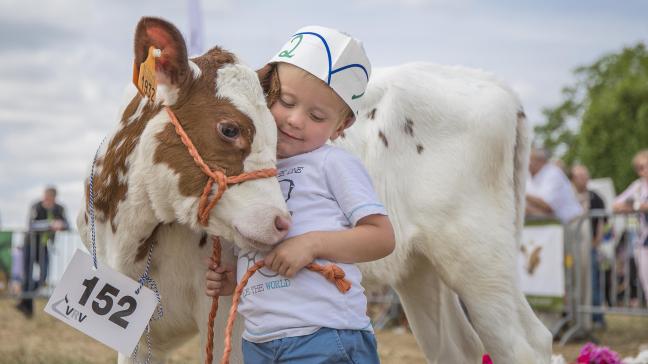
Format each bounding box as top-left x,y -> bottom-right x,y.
393,255 -> 484,364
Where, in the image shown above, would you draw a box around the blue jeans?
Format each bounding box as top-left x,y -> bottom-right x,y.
242,328 -> 379,364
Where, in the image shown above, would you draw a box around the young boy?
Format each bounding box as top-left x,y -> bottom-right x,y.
206,25 -> 395,363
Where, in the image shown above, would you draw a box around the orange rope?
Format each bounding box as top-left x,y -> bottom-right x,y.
205,237 -> 222,364
206,258 -> 351,364
164,107 -> 277,226
303,262 -> 352,294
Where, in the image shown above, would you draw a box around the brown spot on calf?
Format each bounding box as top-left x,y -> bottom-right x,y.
135,223 -> 162,262
378,131 -> 388,148
367,108 -> 376,120
153,78 -> 255,198
417,144 -> 424,154
199,233 -> 208,247
404,119 -> 414,137
90,96 -> 163,233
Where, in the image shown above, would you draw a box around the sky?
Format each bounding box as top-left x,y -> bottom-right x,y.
0,0 -> 646,229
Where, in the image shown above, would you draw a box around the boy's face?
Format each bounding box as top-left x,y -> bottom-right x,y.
271,63 -> 351,159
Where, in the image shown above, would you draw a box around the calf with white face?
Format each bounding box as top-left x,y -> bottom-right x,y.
76,17 -> 288,363
335,64 -> 553,364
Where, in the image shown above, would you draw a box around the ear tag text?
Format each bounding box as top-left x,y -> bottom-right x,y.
133,46 -> 160,101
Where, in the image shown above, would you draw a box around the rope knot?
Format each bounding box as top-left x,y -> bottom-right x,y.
321,264 -> 344,281
308,263 -> 351,293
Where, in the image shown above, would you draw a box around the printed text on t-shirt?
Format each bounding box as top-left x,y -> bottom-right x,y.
277,166 -> 303,178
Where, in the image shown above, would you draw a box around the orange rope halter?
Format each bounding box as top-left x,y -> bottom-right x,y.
165,107 -> 277,226
207,236 -> 351,364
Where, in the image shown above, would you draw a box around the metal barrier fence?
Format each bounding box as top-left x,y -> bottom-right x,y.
3,212 -> 646,342
556,209 -> 648,344
0,228 -> 85,300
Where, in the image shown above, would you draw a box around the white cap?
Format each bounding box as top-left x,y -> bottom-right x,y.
269,25 -> 371,115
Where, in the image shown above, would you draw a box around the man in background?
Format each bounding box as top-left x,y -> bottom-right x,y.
15,186 -> 68,318
525,147 -> 585,333
526,147 -> 583,224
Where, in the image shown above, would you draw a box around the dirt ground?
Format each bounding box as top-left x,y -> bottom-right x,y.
1,299 -> 647,363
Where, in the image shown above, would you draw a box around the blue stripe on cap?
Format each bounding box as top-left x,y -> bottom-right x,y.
293,32 -> 369,86
294,31 -> 333,84
330,63 -> 369,80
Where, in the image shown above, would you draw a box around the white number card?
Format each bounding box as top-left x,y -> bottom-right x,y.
44,249 -> 158,356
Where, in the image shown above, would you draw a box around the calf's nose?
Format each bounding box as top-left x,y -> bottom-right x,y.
274,215 -> 291,238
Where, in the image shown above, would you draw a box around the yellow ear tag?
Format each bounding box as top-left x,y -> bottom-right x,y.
133,46 -> 160,101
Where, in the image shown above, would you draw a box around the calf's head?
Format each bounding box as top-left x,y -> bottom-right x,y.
96,17 -> 289,250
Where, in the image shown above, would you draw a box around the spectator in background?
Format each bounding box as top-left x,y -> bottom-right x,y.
613,149 -> 648,303
571,164 -> 607,327
15,186 -> 68,318
526,147 -> 583,224
525,148 -> 583,331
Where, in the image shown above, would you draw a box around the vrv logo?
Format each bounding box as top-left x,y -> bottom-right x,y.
53,294 -> 88,323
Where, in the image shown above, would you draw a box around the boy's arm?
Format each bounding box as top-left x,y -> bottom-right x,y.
264,214 -> 395,277
312,214 -> 394,263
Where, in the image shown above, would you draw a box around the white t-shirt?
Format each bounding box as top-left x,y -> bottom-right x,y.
526,163 -> 583,224
236,145 -> 387,343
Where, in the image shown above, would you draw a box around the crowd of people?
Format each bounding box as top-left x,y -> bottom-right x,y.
525,147 -> 648,329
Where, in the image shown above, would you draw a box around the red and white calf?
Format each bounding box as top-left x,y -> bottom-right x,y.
76,18 -> 288,363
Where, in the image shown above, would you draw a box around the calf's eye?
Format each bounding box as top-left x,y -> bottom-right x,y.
217,122 -> 240,141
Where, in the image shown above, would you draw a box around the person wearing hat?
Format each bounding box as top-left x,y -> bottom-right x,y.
205,26 -> 394,362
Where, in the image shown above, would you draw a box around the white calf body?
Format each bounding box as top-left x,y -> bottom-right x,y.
338,63 -> 552,364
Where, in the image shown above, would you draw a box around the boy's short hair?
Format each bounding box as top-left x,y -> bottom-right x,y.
260,62 -> 355,123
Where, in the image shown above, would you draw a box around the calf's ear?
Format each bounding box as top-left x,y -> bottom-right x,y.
134,17 -> 189,87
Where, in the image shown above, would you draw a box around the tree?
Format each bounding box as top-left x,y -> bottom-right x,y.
534,43 -> 648,192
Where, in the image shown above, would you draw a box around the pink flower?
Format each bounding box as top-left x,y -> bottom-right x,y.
482,354 -> 493,364
577,342 -> 596,363
577,343 -> 621,364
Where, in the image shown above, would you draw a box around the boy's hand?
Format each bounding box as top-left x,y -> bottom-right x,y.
204,258 -> 236,297
264,232 -> 320,278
